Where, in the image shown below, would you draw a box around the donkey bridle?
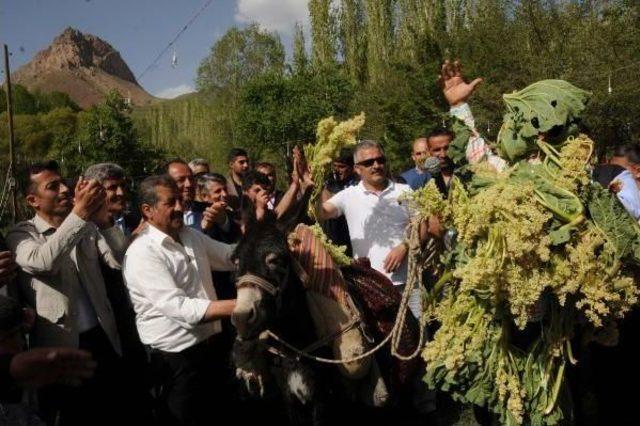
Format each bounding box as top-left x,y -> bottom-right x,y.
235,273 -> 280,297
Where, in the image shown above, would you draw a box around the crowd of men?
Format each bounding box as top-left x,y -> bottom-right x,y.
1,64 -> 640,426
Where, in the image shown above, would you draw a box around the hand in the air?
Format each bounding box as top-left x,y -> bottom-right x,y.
72,178 -> 105,220
439,59 -> 483,107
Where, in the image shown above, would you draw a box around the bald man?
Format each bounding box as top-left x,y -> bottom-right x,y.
400,138 -> 432,190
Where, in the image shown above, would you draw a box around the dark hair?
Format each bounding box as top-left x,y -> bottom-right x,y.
622,145 -> 640,165
427,128 -> 455,143
334,148 -> 354,167
242,170 -> 271,192
0,295 -> 22,333
228,148 -> 249,163
24,160 -> 60,194
164,158 -> 189,172
254,162 -> 275,172
138,175 -> 178,209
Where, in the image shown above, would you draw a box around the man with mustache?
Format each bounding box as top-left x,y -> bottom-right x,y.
83,162 -> 153,422
6,160 -> 129,425
317,140 -> 437,417
123,175 -> 236,426
83,163 -> 137,235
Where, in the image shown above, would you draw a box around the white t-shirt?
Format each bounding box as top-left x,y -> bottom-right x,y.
327,180 -> 412,285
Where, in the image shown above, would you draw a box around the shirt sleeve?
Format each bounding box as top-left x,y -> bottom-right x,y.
450,103 -> 508,172
327,189 -> 347,215
96,225 -> 128,267
6,213 -> 90,275
123,247 -> 210,329
196,231 -> 236,271
615,173 -> 640,220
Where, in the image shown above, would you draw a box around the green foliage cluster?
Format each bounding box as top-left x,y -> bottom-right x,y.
0,85 -> 80,115
0,89 -> 163,193
412,78 -> 640,423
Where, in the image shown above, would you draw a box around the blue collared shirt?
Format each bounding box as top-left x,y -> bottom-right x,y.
400,168 -> 432,190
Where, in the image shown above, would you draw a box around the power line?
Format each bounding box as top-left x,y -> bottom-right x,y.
136,0 -> 215,82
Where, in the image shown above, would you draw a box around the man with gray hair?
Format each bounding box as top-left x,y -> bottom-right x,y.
317,140 -> 436,416
188,158 -> 210,175
318,140 -> 415,291
83,163 -> 134,235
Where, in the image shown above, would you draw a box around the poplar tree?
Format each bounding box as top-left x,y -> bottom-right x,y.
309,0 -> 337,69
292,22 -> 309,74
364,0 -> 394,83
339,0 -> 366,83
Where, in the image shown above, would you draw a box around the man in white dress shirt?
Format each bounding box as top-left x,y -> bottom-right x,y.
123,174 -> 236,426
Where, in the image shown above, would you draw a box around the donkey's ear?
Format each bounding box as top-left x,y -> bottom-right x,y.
275,188 -> 313,234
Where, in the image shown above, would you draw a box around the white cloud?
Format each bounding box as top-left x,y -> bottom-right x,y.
155,84 -> 196,99
235,0 -> 310,34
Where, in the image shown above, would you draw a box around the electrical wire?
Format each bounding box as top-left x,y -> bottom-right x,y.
136,0 -> 215,82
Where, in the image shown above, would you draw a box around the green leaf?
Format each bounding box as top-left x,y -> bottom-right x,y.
587,183 -> 639,261
497,80 -> 591,162
448,116 -> 473,165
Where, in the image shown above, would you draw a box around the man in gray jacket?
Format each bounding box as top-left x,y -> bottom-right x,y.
6,160 -> 129,425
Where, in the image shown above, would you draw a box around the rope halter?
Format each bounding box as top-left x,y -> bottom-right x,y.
235,273 -> 279,297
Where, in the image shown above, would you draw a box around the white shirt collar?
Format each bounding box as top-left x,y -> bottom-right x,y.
358,179 -> 394,195
145,223 -> 182,246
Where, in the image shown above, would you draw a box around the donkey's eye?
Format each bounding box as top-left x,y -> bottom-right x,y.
265,253 -> 281,271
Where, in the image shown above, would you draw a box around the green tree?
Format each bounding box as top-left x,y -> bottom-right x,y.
339,0 -> 367,83
309,0 -> 338,69
75,91 -> 163,178
236,68 -> 354,160
196,24 -> 285,93
364,0 -> 394,84
292,22 -> 309,74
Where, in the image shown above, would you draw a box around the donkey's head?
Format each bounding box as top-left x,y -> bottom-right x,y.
231,218 -> 295,339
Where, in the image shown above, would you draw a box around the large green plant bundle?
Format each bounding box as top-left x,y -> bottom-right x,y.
408,79 -> 638,425
305,112 -> 365,219
497,80 -> 591,161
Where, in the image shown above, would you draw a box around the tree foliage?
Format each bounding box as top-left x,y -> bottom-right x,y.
196,23 -> 285,94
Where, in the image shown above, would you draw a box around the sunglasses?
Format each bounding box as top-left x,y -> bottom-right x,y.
356,156 -> 387,168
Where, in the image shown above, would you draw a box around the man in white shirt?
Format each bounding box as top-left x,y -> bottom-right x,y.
317,141 -> 435,415
317,140 -> 422,313
123,174 -> 236,426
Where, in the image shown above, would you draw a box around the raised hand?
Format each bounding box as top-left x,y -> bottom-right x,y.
91,195 -> 114,229
72,178 -> 106,220
439,59 -> 483,107
201,201 -> 228,230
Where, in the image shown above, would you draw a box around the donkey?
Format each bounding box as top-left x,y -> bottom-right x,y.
230,197 -> 425,426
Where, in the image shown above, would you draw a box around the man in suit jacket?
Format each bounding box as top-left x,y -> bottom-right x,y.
6,160 -> 129,425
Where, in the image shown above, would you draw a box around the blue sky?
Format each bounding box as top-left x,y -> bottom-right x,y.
0,0 -> 309,98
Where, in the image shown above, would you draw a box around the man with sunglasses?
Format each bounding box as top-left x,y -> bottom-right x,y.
317,141 -> 415,300
317,140 -> 437,417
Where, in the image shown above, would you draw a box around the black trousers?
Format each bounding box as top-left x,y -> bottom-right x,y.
39,326 -> 129,426
151,334 -> 234,426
